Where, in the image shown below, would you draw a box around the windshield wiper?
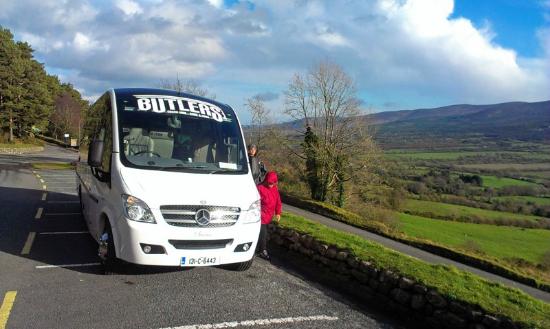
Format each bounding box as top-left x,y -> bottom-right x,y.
159,165 -> 208,171
208,168 -> 245,175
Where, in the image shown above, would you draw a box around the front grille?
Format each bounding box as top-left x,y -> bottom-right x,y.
160,205 -> 241,228
168,239 -> 233,250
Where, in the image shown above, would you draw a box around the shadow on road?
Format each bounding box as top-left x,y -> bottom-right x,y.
0,185 -> 191,276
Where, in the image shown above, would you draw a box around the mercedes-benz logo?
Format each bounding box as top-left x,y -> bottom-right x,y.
195,209 -> 211,226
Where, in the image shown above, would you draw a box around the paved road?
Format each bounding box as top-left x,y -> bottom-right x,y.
283,204 -> 550,303
0,145 -> 403,329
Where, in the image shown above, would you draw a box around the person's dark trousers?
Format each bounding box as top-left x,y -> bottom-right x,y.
258,224 -> 268,252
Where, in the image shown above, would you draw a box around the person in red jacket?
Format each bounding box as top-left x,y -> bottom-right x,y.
257,171 -> 282,260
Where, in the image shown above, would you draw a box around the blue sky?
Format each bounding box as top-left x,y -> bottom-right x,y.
0,0 -> 549,123
453,0 -> 548,58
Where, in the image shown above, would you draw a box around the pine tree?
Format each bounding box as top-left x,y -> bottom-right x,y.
0,26 -> 83,142
0,27 -> 23,141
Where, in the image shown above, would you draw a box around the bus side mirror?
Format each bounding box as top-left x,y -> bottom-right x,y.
88,139 -> 104,168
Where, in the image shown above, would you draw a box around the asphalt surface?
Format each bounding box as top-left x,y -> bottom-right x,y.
282,206 -> 550,303
0,144 -> 403,329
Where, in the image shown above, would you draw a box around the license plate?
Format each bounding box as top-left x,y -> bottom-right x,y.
181,256 -> 220,267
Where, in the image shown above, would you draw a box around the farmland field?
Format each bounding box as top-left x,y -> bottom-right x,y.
478,175 -> 540,188
385,150 -> 550,161
402,199 -> 544,224
382,141 -> 550,285
493,196 -> 550,206
456,163 -> 550,171
397,213 -> 550,274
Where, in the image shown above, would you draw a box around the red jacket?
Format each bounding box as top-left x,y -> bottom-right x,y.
257,172 -> 282,224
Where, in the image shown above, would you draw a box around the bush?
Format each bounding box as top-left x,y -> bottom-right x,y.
541,250 -> 550,270
461,240 -> 485,255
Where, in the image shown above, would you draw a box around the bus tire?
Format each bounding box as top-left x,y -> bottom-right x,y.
102,222 -> 121,275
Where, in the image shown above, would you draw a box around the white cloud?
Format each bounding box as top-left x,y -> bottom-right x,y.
366,0 -> 548,102
312,25 -> 350,47
115,0 -> 143,16
0,0 -> 548,114
207,0 -> 223,9
18,32 -> 64,53
72,32 -> 108,52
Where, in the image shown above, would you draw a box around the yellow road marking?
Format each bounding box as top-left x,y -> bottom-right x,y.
36,174 -> 41,178
34,208 -> 43,219
39,179 -> 44,183
42,185 -> 47,190
41,192 -> 47,201
21,232 -> 36,255
0,291 -> 17,329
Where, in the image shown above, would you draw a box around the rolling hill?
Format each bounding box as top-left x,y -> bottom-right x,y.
368,100 -> 550,144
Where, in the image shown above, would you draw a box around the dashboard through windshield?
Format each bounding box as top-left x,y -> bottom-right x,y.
116,93 -> 248,174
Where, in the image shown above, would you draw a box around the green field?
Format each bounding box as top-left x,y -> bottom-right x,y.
448,172 -> 540,189
493,196 -> 550,206
403,199 -> 543,224
479,175 -> 540,188
457,163 -> 550,171
397,213 -> 550,266
385,150 -> 550,161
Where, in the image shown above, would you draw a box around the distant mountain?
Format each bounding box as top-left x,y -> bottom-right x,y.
369,100 -> 550,143
254,101 -> 550,147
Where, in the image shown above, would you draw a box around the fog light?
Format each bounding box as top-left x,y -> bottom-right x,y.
234,242 -> 253,252
139,243 -> 166,254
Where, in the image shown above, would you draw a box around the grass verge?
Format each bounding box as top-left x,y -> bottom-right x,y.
31,162 -> 74,170
0,142 -> 43,148
279,212 -> 550,328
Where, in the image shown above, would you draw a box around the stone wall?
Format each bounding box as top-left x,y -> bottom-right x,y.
269,225 -> 524,329
0,146 -> 43,154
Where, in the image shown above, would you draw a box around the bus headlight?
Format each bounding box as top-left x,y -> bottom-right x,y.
241,200 -> 261,224
122,194 -> 156,224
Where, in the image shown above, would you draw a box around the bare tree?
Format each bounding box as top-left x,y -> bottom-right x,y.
48,89 -> 87,140
245,95 -> 271,147
284,60 -> 377,205
159,75 -> 215,99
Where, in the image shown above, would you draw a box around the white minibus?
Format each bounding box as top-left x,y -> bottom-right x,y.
77,88 -> 260,273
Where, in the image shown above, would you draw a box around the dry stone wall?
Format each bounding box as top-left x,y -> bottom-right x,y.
268,224 -> 524,329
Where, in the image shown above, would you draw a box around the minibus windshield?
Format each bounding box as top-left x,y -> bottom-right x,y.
116,93 -> 248,174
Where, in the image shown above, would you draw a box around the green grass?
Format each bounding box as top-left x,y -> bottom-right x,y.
385,151 -> 466,160
397,213 -> 550,265
493,196 -> 550,206
457,163 -> 550,171
403,199 -> 543,224
31,162 -> 74,170
0,143 -> 42,148
385,150 -> 550,161
480,175 -> 540,188
279,212 -> 550,328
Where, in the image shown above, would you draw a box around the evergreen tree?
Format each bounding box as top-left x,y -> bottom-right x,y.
0,26 -> 85,142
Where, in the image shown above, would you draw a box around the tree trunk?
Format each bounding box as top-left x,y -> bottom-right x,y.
337,176 -> 345,208
9,108 -> 14,142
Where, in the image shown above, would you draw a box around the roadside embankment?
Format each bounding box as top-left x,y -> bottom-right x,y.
273,213 -> 550,329
281,193 -> 550,292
